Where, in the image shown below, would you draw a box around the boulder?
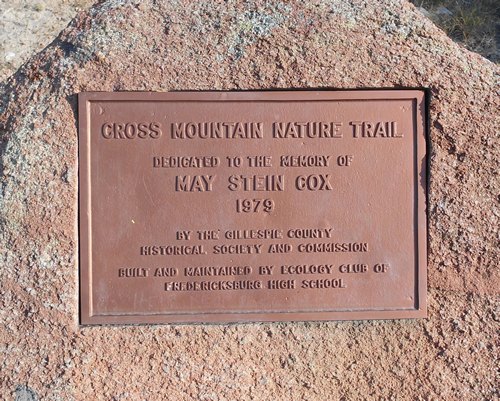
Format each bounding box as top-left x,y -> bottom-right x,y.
0,0 -> 497,399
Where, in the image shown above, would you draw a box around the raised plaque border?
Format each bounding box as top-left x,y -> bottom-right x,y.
78,90 -> 428,325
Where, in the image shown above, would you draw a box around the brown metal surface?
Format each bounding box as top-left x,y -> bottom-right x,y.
78,90 -> 427,325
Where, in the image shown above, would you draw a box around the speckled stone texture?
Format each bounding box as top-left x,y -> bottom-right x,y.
0,0 -> 498,400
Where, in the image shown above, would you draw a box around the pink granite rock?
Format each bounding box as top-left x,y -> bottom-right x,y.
0,0 -> 498,399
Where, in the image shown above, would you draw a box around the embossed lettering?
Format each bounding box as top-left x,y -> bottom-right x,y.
175,175 -> 215,192
228,175 -> 284,191
350,121 -> 403,138
295,174 -> 332,191
171,122 -> 263,139
101,122 -> 162,139
273,122 -> 342,138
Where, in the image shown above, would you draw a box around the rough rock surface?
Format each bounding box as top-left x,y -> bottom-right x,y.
0,0 -> 498,400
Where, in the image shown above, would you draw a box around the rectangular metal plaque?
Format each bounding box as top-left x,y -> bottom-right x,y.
79,90 -> 427,325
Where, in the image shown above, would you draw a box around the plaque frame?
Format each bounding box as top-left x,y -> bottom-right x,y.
79,90 -> 427,325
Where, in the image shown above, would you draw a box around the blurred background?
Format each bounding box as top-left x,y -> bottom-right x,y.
0,0 -> 498,82
410,0 -> 499,62
0,0 -> 93,81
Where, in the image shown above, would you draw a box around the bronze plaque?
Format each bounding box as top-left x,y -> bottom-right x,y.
79,90 -> 427,325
